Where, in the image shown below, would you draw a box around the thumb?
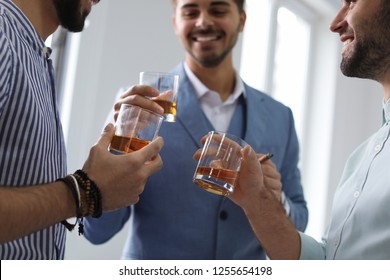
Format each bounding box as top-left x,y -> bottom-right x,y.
97,123 -> 115,148
241,145 -> 263,177
139,136 -> 164,160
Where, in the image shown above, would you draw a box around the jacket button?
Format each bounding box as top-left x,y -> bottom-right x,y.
220,210 -> 228,220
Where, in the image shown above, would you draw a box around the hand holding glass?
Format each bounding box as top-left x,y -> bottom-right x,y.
110,104 -> 163,154
139,72 -> 179,122
193,131 -> 247,196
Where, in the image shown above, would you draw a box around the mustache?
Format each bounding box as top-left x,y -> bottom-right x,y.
190,27 -> 223,36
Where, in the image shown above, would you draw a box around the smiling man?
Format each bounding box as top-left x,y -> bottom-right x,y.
174,0 -> 243,70
223,0 -> 390,260
84,0 -> 308,260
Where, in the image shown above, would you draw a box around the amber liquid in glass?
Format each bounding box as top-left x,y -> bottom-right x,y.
154,99 -> 177,122
110,135 -> 150,154
193,166 -> 238,196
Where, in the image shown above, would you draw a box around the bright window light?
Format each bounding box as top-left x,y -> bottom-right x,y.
272,6 -> 311,142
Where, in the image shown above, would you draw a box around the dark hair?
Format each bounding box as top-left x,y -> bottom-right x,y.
378,0 -> 390,30
171,0 -> 245,12
234,0 -> 245,12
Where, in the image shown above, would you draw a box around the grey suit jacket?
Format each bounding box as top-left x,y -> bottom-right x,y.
84,63 -> 308,259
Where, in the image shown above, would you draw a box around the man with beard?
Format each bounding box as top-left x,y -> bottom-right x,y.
221,0 -> 390,259
84,0 -> 308,260
0,0 -> 164,259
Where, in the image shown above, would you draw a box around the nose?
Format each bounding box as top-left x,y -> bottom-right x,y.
196,12 -> 214,28
329,7 -> 348,34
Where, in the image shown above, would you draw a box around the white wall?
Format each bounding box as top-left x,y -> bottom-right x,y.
63,0 -> 384,259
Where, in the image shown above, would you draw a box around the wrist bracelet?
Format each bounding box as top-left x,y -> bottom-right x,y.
57,170 -> 102,235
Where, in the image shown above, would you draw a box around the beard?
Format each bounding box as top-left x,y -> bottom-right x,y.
188,24 -> 241,68
340,4 -> 390,81
190,44 -> 234,68
341,37 -> 390,80
52,0 -> 90,32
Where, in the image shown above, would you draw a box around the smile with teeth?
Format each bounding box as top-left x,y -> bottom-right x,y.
193,34 -> 221,42
344,38 -> 354,46
194,37 -> 218,42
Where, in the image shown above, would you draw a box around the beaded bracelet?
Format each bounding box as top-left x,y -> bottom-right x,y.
58,170 -> 102,235
74,169 -> 102,218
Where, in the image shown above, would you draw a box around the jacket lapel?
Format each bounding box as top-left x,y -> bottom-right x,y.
242,84 -> 268,150
171,64 -> 214,148
170,65 -> 269,150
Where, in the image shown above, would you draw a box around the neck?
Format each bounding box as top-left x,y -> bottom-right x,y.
383,84 -> 390,102
186,55 -> 236,102
13,0 -> 59,41
378,71 -> 390,102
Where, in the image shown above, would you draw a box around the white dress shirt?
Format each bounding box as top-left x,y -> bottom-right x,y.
183,63 -> 245,132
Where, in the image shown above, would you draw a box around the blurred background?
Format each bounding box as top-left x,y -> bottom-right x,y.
48,0 -> 383,259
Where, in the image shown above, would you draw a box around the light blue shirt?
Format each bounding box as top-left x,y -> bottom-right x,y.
299,99 -> 390,259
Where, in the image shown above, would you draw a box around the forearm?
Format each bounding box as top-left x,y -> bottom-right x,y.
0,182 -> 75,243
242,188 -> 301,260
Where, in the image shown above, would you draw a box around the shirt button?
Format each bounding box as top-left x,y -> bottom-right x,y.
333,239 -> 339,246
353,191 -> 360,198
374,144 -> 382,152
220,210 -> 228,220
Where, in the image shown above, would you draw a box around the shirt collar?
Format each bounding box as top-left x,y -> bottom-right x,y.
383,99 -> 390,124
183,62 -> 246,102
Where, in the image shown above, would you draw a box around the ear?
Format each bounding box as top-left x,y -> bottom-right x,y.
239,10 -> 247,32
172,15 -> 179,35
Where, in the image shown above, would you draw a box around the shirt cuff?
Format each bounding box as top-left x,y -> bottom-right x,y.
298,232 -> 326,260
281,191 -> 291,216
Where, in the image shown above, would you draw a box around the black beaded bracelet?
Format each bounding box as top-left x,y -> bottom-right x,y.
57,170 -> 102,235
75,169 -> 102,218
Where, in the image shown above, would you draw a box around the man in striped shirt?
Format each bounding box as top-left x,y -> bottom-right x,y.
0,0 -> 164,259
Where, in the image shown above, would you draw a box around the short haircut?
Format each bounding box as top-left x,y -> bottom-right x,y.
171,0 -> 245,12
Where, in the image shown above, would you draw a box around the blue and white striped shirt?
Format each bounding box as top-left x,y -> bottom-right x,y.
0,0 -> 67,259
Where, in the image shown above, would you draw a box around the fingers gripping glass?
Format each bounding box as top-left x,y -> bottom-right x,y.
193,131 -> 247,196
139,72 -> 179,122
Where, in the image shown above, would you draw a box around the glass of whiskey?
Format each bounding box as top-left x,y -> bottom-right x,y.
193,131 -> 247,196
110,104 -> 164,154
139,71 -> 179,122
